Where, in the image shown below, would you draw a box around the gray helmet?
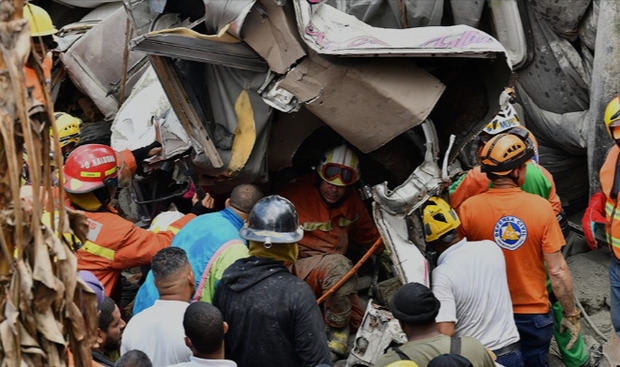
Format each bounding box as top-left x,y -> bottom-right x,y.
239,195 -> 304,244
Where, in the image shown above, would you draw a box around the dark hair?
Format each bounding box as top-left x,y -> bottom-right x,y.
115,350 -> 153,367
99,297 -> 116,331
229,184 -> 263,214
151,247 -> 189,282
183,302 -> 224,355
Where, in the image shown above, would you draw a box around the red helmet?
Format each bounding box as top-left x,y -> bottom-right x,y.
63,144 -> 118,194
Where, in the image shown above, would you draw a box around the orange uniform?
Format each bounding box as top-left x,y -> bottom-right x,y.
450,163 -> 562,215
279,174 -> 379,258
458,187 -> 564,314
24,53 -> 52,105
75,205 -> 195,296
599,145 -> 620,259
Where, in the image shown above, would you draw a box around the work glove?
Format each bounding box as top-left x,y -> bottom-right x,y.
581,192 -> 607,250
560,311 -> 581,350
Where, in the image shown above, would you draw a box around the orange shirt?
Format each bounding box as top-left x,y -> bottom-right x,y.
279,174 -> 379,257
450,164 -> 562,215
458,187 -> 564,314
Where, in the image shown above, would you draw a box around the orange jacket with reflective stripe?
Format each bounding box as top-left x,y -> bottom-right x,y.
75,207 -> 195,297
279,174 -> 379,257
599,145 -> 620,259
24,53 -> 52,105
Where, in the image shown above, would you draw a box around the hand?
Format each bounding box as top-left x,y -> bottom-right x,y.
66,207 -> 89,243
191,192 -> 215,215
581,192 -> 607,250
147,121 -> 162,157
560,312 -> 581,350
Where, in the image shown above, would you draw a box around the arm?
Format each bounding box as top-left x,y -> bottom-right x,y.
432,268 -> 457,336
350,198 -> 380,248
437,322 -> 455,336
111,213 -> 195,269
544,251 -> 577,315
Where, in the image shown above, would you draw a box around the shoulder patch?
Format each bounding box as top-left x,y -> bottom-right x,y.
493,216 -> 527,251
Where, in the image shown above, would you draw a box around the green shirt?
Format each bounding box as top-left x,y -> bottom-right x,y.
375,334 -> 495,367
197,242 -> 249,303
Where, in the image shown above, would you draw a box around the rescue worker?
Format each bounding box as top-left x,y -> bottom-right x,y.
450,103 -> 562,219
423,197 -> 522,367
132,184 -> 263,314
213,195 -> 332,367
582,95 -> 620,341
23,3 -> 56,105
450,105 -> 589,367
54,112 -> 81,158
279,144 -> 381,357
457,133 -> 581,367
63,144 -> 206,297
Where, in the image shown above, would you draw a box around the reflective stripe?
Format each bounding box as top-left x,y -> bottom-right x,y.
607,234 -> 620,249
338,215 -> 358,227
81,240 -> 115,261
81,171 -> 101,178
151,225 -> 180,234
303,222 -> 332,232
605,202 -> 620,221
104,167 -> 117,176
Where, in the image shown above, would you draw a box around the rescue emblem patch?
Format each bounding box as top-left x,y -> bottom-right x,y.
493,216 -> 527,251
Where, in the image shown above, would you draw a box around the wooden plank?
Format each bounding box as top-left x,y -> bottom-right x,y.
149,55 -> 224,168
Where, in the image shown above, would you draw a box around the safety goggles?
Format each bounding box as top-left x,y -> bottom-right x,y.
322,163 -> 357,185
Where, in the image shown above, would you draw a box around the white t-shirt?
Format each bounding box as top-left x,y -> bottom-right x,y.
121,300 -> 191,366
169,356 -> 237,367
432,238 -> 520,350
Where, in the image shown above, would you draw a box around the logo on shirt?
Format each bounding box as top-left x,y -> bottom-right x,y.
493,216 -> 527,250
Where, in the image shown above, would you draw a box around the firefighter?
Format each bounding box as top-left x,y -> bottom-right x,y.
63,144 -> 206,297
582,95 -> 620,340
279,144 -> 381,357
23,3 -> 56,105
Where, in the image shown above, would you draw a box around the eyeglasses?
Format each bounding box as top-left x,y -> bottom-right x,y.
322,163 -> 357,185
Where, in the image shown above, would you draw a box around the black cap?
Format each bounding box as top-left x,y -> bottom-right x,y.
390,283 -> 440,325
428,354 -> 473,367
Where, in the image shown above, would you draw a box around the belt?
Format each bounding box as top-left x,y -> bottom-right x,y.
493,341 -> 521,357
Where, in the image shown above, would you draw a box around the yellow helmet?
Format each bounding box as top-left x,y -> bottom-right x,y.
53,112 -> 81,149
317,145 -> 360,187
385,362 -> 419,367
423,196 -> 460,242
604,95 -> 620,138
23,4 -> 57,37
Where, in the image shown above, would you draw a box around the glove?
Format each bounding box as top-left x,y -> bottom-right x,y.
190,192 -> 215,215
560,311 -> 581,350
581,192 -> 607,250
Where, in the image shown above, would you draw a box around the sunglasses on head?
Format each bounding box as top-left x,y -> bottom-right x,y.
322,163 -> 356,184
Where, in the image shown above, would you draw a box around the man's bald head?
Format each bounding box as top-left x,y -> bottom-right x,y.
229,184 -> 263,214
